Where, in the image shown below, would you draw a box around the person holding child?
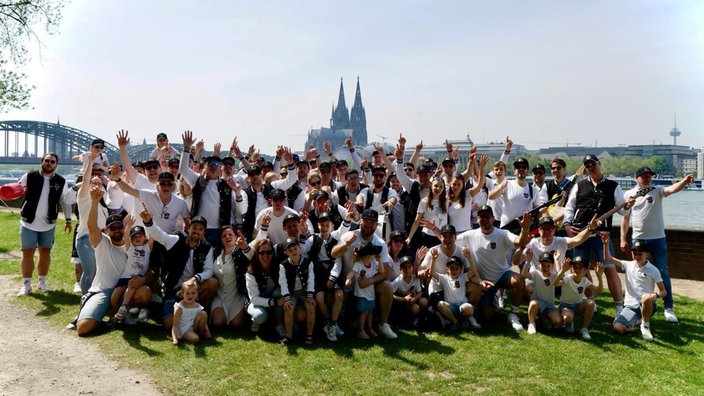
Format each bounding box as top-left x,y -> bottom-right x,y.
172,278 -> 211,345
553,256 -> 604,341
391,256 -> 428,328
112,219 -> 153,325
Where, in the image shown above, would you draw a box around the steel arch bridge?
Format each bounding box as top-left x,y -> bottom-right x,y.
0,120 -> 183,165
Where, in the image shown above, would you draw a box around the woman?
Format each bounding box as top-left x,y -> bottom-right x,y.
387,230 -> 410,280
245,238 -> 282,333
149,132 -> 179,161
210,226 -> 249,329
447,155 -> 487,234
302,170 -> 323,212
406,177 -> 447,248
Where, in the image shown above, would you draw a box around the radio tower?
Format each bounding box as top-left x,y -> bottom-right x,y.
669,113 -> 681,146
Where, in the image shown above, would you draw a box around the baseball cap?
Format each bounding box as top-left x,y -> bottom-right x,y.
269,188 -> 286,199
91,138 -> 105,146
247,165 -> 262,175
282,213 -> 300,225
513,157 -> 529,168
354,241 -> 382,257
156,133 -> 168,140
129,225 -> 146,237
283,237 -> 300,251
636,167 -> 655,178
158,172 -> 175,181
416,164 -> 430,173
399,256 -> 414,266
538,217 -> 555,227
203,155 -> 222,164
538,252 -> 554,263
105,215 -> 123,228
190,216 -> 208,227
389,230 -> 405,241
314,190 -> 330,201
446,255 -> 463,267
583,154 -> 599,165
441,157 -> 455,166
167,158 -> 180,166
361,209 -> 379,221
571,256 -> 588,268
631,240 -> 650,252
440,224 -> 457,235
532,164 -> 546,173
477,205 -> 493,216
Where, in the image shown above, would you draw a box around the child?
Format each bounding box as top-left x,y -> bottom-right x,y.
278,237 -> 316,346
521,250 -> 562,335
112,217 -> 153,324
345,241 -> 384,339
429,249 -> 481,331
553,256 -> 604,341
391,256 -> 428,328
601,233 -> 666,342
172,278 -> 211,345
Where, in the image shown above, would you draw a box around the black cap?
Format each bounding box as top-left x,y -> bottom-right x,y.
132,161 -> 144,168
583,154 -> 599,165
571,256 -> 587,267
477,205 -> 493,216
636,167 -> 655,178
156,132 -> 168,140
190,216 -> 208,227
446,255 -> 463,267
269,188 -> 286,199
318,161 -> 332,170
158,172 -> 175,181
361,208 -> 379,221
336,159 -> 348,167
91,138 -> 105,146
222,156 -> 235,164
538,252 -> 554,263
425,159 -> 437,168
416,164 -> 430,173
440,224 -> 457,235
167,158 -> 180,166
538,217 -> 555,227
283,237 -> 300,251
143,159 -> 160,167
631,240 -> 649,252
105,215 -> 123,228
247,165 -> 262,175
345,169 -> 359,178
203,155 -> 221,164
317,212 -> 332,222
389,230 -> 404,241
513,157 -> 529,168
129,225 -> 146,237
399,256 -> 414,266
282,213 -> 300,225
260,160 -> 274,169
354,241 -> 382,257
532,164 -> 546,173
314,190 -> 330,201
441,157 -> 455,166
371,165 -> 386,174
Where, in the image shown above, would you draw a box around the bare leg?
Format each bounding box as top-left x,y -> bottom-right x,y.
21,249 -> 36,278
37,247 -> 52,277
604,267 -> 623,302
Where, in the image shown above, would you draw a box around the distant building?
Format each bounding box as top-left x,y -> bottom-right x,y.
404,135 -> 528,167
697,148 -> 703,178
305,77 -> 368,152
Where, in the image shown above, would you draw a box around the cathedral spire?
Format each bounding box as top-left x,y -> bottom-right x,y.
332,77 -> 350,129
349,76 -> 367,146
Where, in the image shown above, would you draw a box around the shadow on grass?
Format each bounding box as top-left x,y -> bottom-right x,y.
27,289 -> 81,317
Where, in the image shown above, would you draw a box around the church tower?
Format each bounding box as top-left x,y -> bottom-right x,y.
349,77 -> 368,146
331,77 -> 350,129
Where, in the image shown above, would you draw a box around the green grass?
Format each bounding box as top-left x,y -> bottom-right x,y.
2,210 -> 704,395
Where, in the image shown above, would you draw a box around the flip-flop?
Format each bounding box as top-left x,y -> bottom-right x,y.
279,336 -> 291,346
305,335 -> 314,346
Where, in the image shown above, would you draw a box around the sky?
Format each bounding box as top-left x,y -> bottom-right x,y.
3,0 -> 704,154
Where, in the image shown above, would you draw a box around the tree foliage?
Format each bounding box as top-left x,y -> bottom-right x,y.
0,0 -> 65,112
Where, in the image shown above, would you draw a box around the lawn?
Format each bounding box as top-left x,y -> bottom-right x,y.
2,211 -> 703,395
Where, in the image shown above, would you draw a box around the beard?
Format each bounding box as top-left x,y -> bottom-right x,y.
109,231 -> 124,243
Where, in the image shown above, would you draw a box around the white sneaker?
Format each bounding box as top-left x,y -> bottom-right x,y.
250,322 -> 261,333
565,322 -> 574,333
527,323 -> 537,335
468,316 -> 482,329
497,293 -> 506,310
129,307 -> 140,315
664,308 -> 679,323
326,324 -> 338,342
73,282 -> 82,293
378,323 -> 398,339
508,313 -> 524,331
641,323 -> 654,342
336,325 -> 345,336
17,284 -> 32,297
580,328 -> 591,341
124,313 -> 137,326
37,282 -> 52,292
138,308 -> 150,320
114,305 -> 128,320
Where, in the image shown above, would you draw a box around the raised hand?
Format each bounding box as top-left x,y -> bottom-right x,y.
398,133 -> 406,148
89,184 -> 103,201
345,136 -> 353,149
139,202 -> 153,224
213,143 -> 222,157
109,162 -> 121,181
415,140 -> 423,152
182,130 -> 195,148
324,141 -> 332,155
276,145 -> 285,158
445,139 -> 452,153
505,136 -> 513,151
116,130 -> 130,148
430,248 -> 439,259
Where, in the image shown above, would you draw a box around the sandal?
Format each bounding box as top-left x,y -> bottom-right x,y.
305,335 -> 314,346
279,336 -> 291,346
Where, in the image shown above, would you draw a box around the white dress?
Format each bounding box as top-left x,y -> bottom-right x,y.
174,301 -> 203,339
211,252 -> 246,322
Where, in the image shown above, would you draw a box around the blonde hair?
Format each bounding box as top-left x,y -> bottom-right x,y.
176,278 -> 198,299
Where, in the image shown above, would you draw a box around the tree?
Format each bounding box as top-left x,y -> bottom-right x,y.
0,0 -> 65,112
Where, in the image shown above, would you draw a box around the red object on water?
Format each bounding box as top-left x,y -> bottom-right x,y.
0,183 -> 26,201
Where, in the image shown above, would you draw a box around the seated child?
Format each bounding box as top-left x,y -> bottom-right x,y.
278,237 -> 316,346
521,250 -> 561,335
112,219 -> 153,324
345,241 -> 384,339
391,256 -> 428,328
553,256 -> 603,341
601,233 -> 666,342
429,249 -> 481,331
172,278 -> 210,345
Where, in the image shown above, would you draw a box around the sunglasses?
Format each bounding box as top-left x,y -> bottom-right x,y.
222,161 -> 235,166
550,166 -> 562,170
515,166 -> 528,170
159,181 -> 174,187
584,162 -> 597,169
145,165 -> 159,170
258,250 -> 274,255
309,180 -> 321,186
43,159 -> 57,164
94,145 -> 104,149
207,161 -> 221,167
271,196 -> 285,202
373,174 -> 385,179
108,223 -> 124,231
443,163 -> 455,168
404,168 -> 414,172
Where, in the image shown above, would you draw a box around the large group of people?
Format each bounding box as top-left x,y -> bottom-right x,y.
15,131 -> 695,345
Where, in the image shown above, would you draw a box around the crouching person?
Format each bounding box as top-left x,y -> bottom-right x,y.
245,239 -> 282,333
553,256 -> 604,341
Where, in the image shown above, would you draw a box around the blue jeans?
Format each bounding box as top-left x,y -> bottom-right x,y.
572,235 -> 615,268
76,234 -> 96,294
638,238 -> 672,309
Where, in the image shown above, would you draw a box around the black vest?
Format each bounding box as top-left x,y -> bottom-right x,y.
281,257 -> 313,299
190,177 -> 232,228
573,177 -> 618,231
216,246 -> 250,298
365,186 -> 390,209
335,183 -> 367,207
308,205 -> 343,233
287,182 -> 304,209
243,184 -> 272,241
161,234 -> 212,293
21,171 -> 66,224
252,264 -> 280,296
309,235 -> 339,283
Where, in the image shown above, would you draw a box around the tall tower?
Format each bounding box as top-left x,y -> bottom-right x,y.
669,113 -> 681,146
331,77 -> 350,129
349,76 -> 368,146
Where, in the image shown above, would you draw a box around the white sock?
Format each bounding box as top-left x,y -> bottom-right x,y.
23,277 -> 31,286
38,275 -> 47,284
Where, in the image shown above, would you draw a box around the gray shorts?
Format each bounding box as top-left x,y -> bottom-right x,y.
20,225 -> 54,250
614,304 -> 658,328
77,289 -> 114,322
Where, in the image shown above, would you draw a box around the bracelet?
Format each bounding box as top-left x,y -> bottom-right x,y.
65,219 -> 72,222
504,150 -> 511,154
112,178 -> 122,183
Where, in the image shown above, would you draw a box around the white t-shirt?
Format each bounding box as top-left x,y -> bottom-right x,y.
416,198 -> 448,236
559,274 -> 591,305
338,230 -> 392,292
456,228 -> 517,284
525,237 -> 569,273
447,200 -> 473,233
622,260 -> 663,307
352,259 -> 379,301
139,189 -> 190,235
18,173 -> 72,232
120,244 -> 150,278
254,206 -> 300,246
437,272 -> 469,305
420,245 -> 469,294
105,180 -> 125,210
357,187 -> 399,215
529,269 -> 556,304
625,185 -> 666,240
76,194 -> 108,239
392,274 -> 422,296
90,234 -> 128,292
499,180 -> 541,227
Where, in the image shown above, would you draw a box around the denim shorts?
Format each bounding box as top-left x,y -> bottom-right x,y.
356,297 -> 376,312
614,304 -> 658,328
77,289 -> 114,321
558,301 -> 583,312
479,270 -> 516,308
534,299 -> 557,313
20,225 -> 54,250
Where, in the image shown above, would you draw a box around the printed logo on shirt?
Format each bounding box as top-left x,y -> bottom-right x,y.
577,286 -> 584,294
490,242 -> 497,250
543,278 -> 551,286
454,280 -> 461,288
360,270 -> 366,277
646,196 -> 654,204
523,192 -> 529,199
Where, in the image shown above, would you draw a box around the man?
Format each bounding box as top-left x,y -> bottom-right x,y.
254,188 -> 302,245
331,209 -> 398,339
531,163 -> 547,191
620,167 -> 694,323
356,165 -> 398,216
308,190 -> 349,232
544,157 -> 578,236
563,154 -> 635,314
334,169 -> 366,208
142,213 -> 217,332
489,157 -> 544,230
17,152 -> 73,296
75,186 -> 128,336
456,205 -> 531,330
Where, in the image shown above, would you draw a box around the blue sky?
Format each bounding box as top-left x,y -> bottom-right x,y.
4,0 -> 704,153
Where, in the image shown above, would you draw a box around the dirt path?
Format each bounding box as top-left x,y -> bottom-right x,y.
0,275 -> 162,396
